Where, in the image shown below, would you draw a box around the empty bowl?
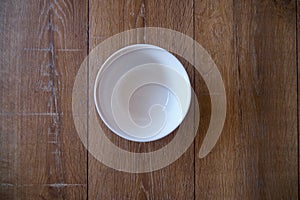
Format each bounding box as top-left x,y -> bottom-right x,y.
94,44 -> 191,142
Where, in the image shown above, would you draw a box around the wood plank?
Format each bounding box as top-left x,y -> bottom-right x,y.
195,0 -> 298,199
194,1 -> 237,199
89,1 -> 147,199
145,0 -> 195,199
88,0 -> 195,199
0,0 -> 88,199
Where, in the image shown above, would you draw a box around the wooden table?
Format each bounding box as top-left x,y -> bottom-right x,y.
0,0 -> 298,199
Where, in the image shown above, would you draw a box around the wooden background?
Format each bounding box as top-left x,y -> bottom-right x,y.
0,0 -> 298,199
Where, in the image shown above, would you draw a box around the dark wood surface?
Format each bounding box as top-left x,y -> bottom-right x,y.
0,0 -> 298,199
195,0 -> 298,199
0,0 -> 88,199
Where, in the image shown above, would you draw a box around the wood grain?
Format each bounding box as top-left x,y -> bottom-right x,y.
0,0 -> 299,199
88,0 -> 195,199
0,0 -> 88,199
144,0 -> 195,199
195,0 -> 298,199
194,1 -> 237,199
89,1 -> 147,199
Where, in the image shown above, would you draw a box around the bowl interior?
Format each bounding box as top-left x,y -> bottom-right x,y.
111,63 -> 190,139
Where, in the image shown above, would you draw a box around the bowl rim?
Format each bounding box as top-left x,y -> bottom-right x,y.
93,44 -> 192,142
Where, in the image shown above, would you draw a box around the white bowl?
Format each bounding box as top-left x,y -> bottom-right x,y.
94,44 -> 191,142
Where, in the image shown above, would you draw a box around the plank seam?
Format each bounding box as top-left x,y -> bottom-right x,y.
296,0 -> 299,197
193,0 -> 196,199
87,0 -> 90,199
